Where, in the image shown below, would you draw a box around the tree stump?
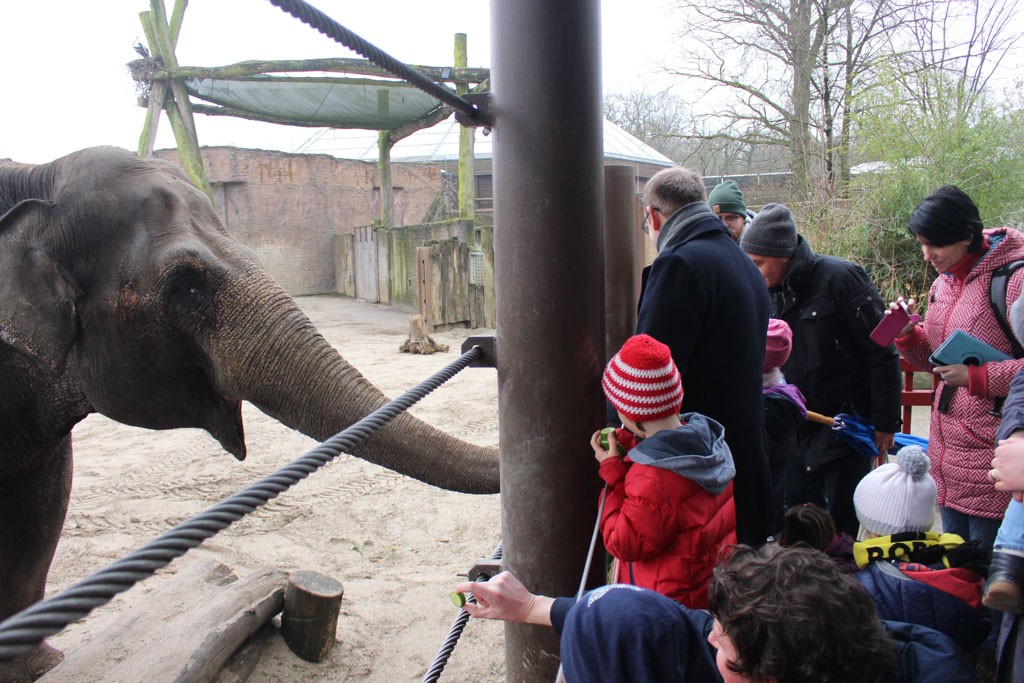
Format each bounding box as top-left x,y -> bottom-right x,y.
281,571 -> 345,663
399,314 -> 450,354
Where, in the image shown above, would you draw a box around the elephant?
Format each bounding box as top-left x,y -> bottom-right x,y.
0,146 -> 499,678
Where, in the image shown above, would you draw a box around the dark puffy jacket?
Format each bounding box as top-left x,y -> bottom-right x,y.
764,385 -> 807,472
997,614 -> 1024,682
855,560 -> 989,653
774,236 -> 902,467
882,620 -> 978,683
997,366 -> 1024,441
996,370 -> 1024,681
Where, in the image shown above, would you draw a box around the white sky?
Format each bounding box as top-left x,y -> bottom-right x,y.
0,0 -> 678,164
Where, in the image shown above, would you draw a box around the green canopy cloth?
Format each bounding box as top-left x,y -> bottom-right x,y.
185,75 -> 446,129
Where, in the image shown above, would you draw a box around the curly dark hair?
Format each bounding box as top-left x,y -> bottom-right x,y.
777,503 -> 836,551
708,544 -> 897,683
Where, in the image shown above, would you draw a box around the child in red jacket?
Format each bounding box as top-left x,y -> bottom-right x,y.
593,334 -> 737,608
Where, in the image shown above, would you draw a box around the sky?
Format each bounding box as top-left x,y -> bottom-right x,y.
0,0 -> 678,164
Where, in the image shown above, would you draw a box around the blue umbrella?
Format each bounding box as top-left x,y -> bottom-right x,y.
830,412 -> 882,459
807,411 -> 929,460
892,432 -> 929,452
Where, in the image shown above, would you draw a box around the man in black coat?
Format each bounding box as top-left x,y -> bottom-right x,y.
740,203 -> 902,536
637,167 -> 773,546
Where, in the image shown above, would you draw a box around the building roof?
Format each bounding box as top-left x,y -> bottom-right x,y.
294,114 -> 675,167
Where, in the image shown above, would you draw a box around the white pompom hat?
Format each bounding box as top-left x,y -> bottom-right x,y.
853,446 -> 936,536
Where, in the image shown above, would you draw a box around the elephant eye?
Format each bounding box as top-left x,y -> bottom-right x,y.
165,267 -> 209,310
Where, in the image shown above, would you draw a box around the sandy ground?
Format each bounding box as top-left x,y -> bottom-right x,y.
45,295 -> 506,682
37,294 -> 935,681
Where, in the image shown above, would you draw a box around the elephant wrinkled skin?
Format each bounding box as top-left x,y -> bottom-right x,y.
0,147 -> 498,676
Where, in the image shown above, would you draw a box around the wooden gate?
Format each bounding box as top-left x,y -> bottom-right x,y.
416,239 -> 471,331
354,225 -> 379,302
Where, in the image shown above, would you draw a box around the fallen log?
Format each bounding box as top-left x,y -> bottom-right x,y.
39,559 -> 286,683
214,622 -> 278,683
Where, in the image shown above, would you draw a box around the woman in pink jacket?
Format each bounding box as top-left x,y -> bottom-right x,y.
894,186 -> 1024,553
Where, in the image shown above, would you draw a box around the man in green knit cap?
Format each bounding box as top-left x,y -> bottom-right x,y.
708,180 -> 750,242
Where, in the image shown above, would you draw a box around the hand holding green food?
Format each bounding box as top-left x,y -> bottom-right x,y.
452,572 -> 554,626
591,427 -> 621,463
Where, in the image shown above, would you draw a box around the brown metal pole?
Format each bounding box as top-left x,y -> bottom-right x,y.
604,165 -> 641,361
490,0 -> 605,680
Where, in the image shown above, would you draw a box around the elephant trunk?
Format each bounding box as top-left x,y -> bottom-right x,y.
204,270 -> 499,494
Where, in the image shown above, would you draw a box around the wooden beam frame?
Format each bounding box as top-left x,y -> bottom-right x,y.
138,0 -> 214,200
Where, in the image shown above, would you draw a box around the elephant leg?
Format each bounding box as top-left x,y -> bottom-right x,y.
0,437 -> 71,681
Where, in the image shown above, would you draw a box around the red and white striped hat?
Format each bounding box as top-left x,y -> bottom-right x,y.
602,334 -> 684,423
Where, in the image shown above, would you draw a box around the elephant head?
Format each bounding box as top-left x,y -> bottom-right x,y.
0,147 -> 498,650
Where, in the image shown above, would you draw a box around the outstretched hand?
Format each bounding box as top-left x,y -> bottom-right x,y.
453,571 -> 555,626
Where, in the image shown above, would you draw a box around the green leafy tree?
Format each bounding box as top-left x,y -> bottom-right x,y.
813,67 -> 1024,304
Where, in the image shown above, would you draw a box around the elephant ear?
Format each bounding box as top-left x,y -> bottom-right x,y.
0,198 -> 80,374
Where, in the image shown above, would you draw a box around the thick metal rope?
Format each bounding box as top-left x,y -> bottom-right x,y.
265,0 -> 483,122
420,540 -> 503,683
0,345 -> 484,660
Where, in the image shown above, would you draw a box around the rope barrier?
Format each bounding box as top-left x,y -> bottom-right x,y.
265,0 -> 487,124
421,490 -> 605,683
0,344 -> 484,661
420,540 -> 503,683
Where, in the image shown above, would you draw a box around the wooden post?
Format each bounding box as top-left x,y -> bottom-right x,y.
144,0 -> 214,201
138,78 -> 167,157
416,245 -> 433,329
137,2 -> 183,158
455,33 -> 476,220
377,130 -> 394,228
281,571 -> 345,663
137,11 -> 163,158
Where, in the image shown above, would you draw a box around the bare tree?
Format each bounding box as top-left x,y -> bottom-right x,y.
885,0 -> 1023,117
603,89 -> 697,162
603,88 -> 787,174
667,0 -> 916,195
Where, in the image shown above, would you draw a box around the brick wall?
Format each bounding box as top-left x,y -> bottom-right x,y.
154,147 -> 442,296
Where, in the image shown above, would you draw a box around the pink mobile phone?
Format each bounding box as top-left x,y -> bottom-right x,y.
870,303 -> 919,347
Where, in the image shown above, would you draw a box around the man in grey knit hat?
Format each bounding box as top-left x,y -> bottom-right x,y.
740,203 -> 902,538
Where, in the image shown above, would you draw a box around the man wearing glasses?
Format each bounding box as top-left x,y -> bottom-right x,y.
636,166 -> 773,546
708,179 -> 753,242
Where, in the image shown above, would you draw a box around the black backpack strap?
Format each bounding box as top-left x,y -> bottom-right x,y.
990,260 -> 1024,359
989,260 -> 1024,417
